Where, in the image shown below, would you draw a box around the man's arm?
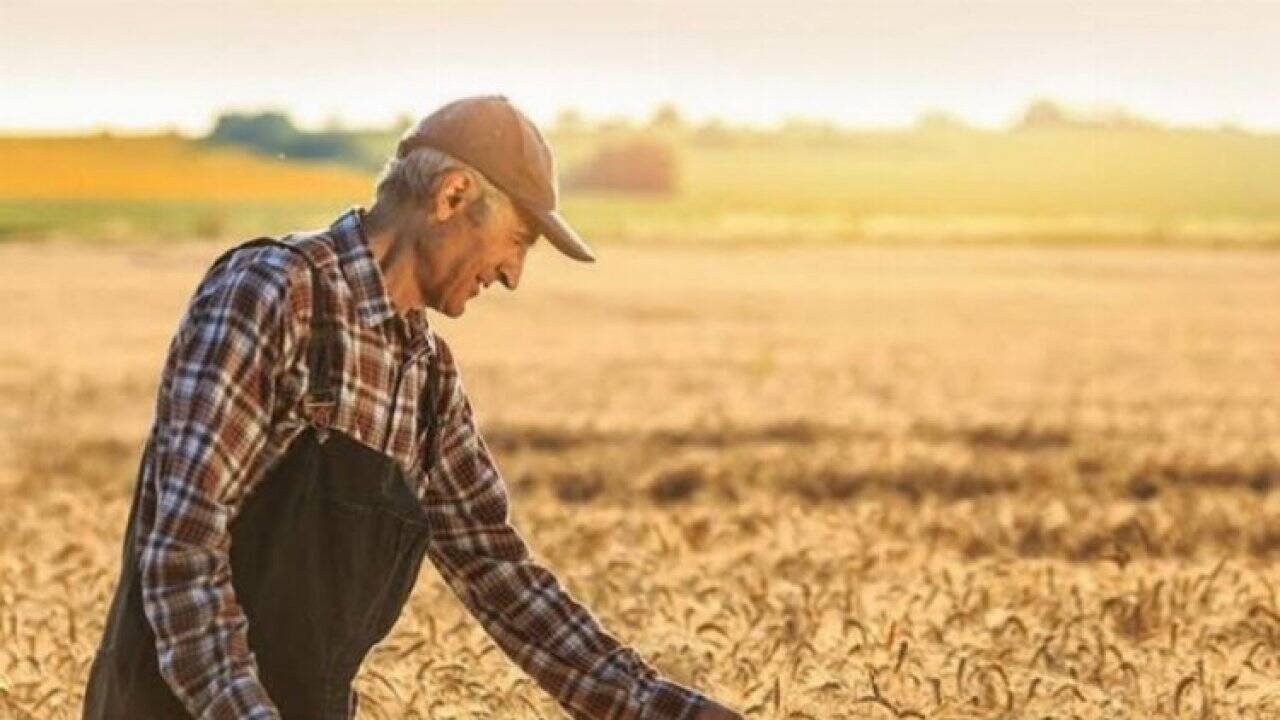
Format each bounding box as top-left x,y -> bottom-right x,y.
137,252 -> 300,719
419,360 -> 717,719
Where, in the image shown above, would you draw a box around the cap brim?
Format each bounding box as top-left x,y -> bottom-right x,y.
531,209 -> 596,263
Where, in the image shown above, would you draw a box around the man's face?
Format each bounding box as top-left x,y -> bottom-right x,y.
416,186 -> 538,318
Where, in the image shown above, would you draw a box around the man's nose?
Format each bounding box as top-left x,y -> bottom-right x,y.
499,258 -> 524,290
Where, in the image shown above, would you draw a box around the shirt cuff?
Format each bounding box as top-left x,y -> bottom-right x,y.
199,672 -> 281,720
640,678 -> 707,720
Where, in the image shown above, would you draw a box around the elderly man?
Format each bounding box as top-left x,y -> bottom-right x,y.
84,96 -> 740,719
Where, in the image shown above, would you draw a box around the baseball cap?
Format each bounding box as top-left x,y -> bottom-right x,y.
395,95 -> 595,263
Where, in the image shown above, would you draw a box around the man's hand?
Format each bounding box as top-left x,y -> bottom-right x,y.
696,698 -> 745,720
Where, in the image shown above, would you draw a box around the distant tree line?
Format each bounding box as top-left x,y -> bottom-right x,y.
550,99 -> 1190,141
207,99 -> 1234,167
1014,99 -> 1163,131
204,109 -> 682,194
204,111 -> 397,170
203,99 -> 1249,197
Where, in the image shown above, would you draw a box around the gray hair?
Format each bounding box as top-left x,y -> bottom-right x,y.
373,146 -> 506,225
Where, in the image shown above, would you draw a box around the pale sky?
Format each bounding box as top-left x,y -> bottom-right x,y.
3,0 -> 1278,134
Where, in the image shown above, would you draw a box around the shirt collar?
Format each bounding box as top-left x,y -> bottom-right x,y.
328,207 -> 397,328
327,208 -> 435,350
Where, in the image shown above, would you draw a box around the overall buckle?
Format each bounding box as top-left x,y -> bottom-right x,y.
305,399 -> 336,444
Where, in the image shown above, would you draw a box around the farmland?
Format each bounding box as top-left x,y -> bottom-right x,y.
2,117 -> 1280,718
4,123 -> 1280,247
1,235 -> 1278,718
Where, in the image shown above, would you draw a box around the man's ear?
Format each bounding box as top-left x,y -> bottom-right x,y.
432,169 -> 474,222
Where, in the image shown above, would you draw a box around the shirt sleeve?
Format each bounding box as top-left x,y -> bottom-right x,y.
419,350 -> 707,720
137,251 -> 301,719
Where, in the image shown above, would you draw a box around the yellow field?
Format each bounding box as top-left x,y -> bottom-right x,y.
0,135 -> 373,242
0,135 -> 368,202
1,238 -> 1279,718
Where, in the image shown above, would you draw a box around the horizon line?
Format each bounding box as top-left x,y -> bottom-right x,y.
4,101 -> 1278,139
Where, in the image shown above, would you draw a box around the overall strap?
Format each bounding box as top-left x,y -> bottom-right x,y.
416,367 -> 440,469
206,236 -> 342,431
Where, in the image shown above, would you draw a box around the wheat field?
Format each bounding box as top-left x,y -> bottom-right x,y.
1,237 -> 1279,719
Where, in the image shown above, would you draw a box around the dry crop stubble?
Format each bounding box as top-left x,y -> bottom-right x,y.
1,239 -> 1279,718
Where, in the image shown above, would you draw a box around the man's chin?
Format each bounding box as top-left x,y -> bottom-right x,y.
424,293 -> 467,318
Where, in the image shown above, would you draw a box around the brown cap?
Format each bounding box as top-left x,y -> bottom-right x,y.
395,95 -> 595,263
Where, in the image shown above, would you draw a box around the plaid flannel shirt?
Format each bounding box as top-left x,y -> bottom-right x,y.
134,208 -> 707,719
